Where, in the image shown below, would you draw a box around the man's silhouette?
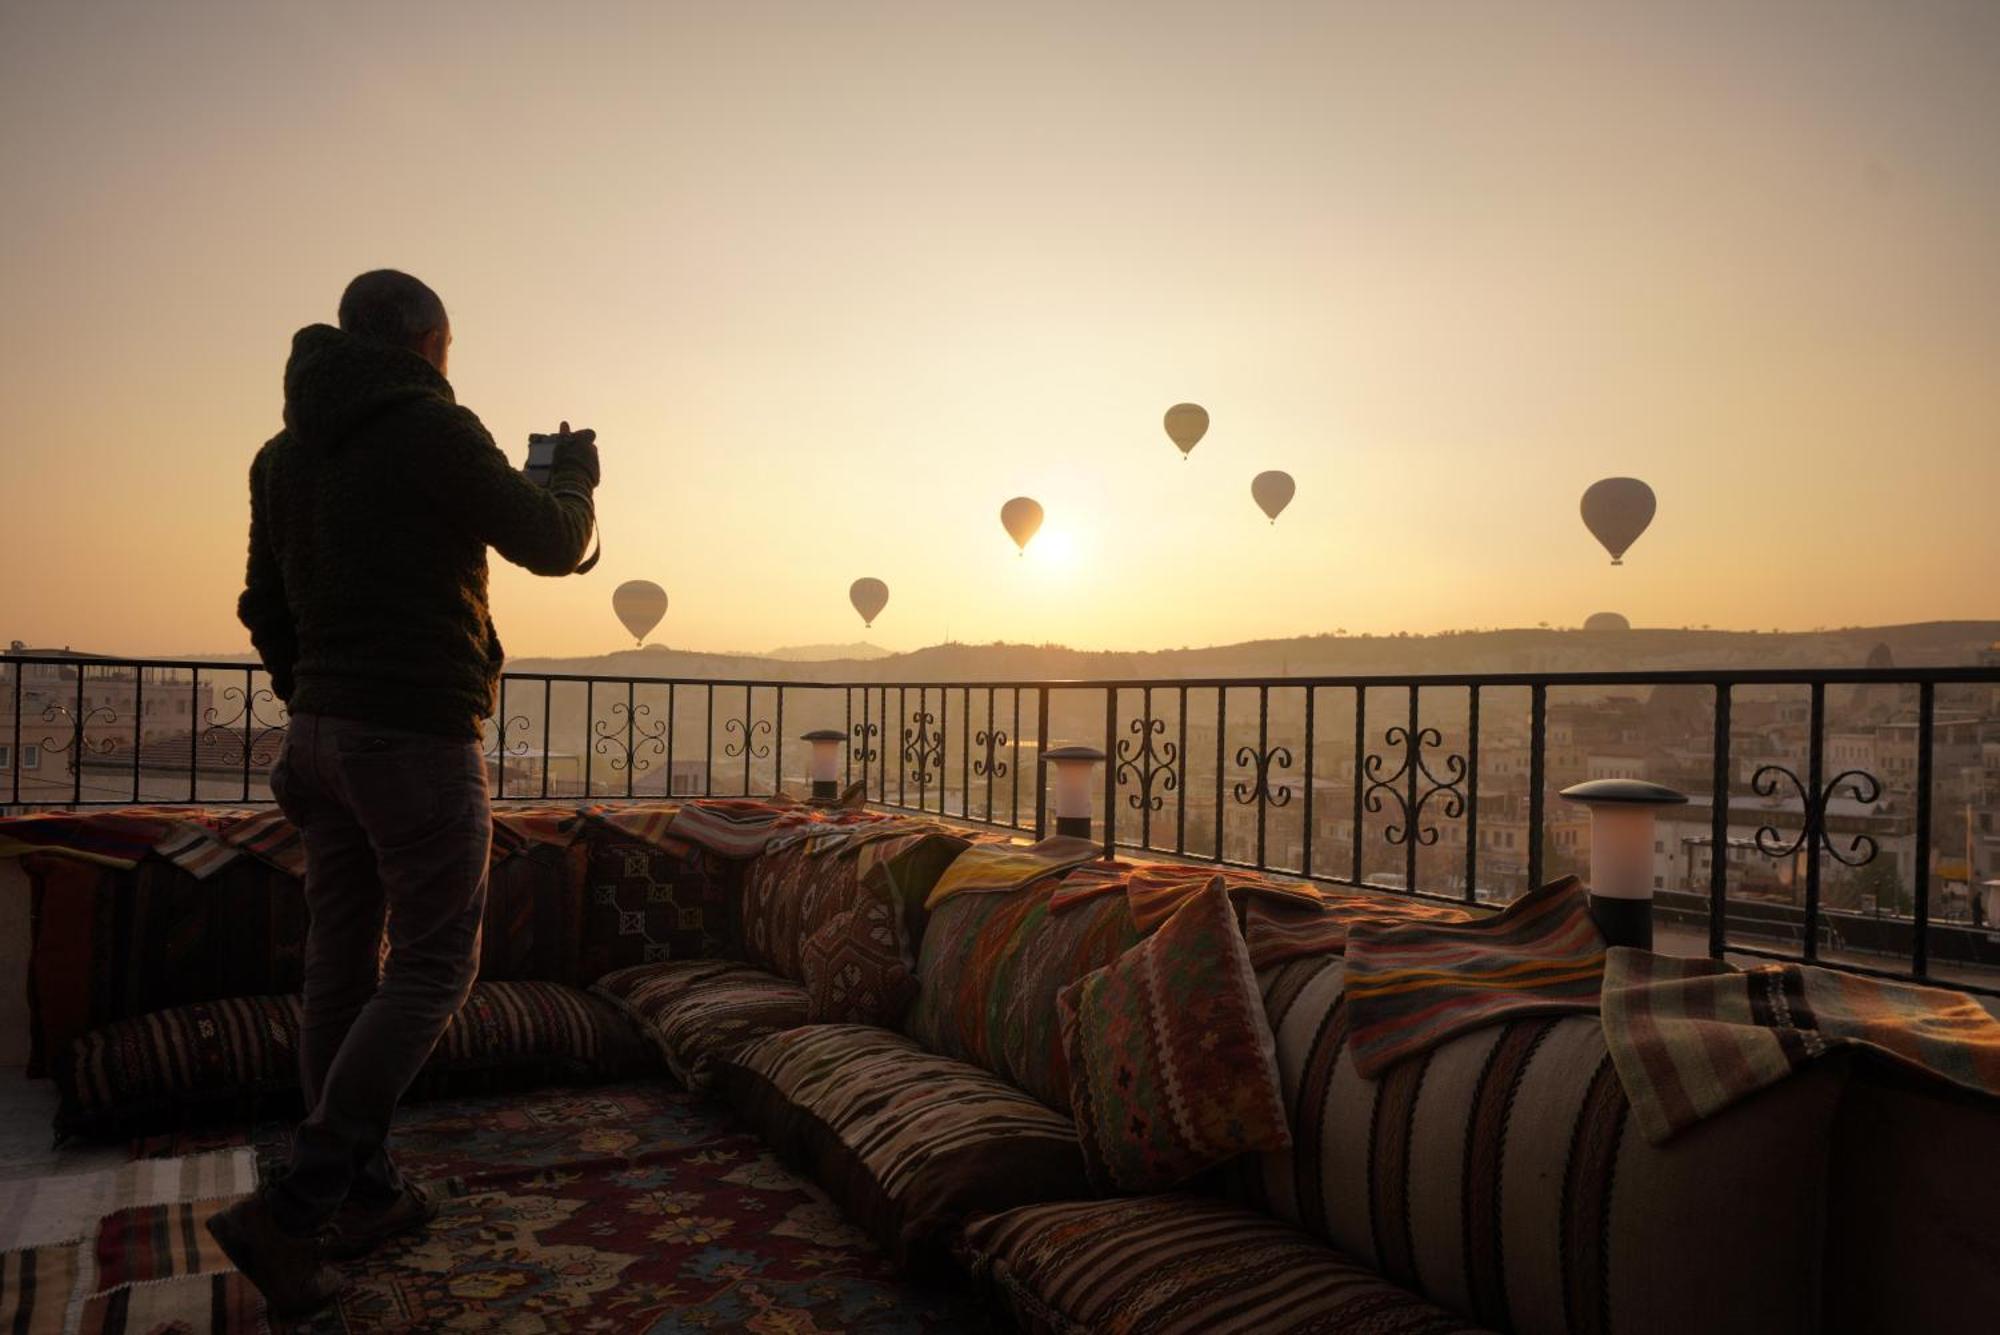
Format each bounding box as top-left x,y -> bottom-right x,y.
211,270 -> 600,1316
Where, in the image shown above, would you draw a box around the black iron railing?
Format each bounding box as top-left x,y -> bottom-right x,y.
5,652 -> 1998,995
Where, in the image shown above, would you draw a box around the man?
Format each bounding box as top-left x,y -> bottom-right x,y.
212,270 -> 600,1317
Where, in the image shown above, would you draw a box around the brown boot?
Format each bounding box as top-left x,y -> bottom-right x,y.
322,1182 -> 438,1261
205,1193 -> 344,1320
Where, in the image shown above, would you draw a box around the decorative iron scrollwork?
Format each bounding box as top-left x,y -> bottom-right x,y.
1362,725 -> 1466,846
39,703 -> 119,759
851,720 -> 880,765
974,728 -> 1009,780
1749,765 -> 1883,868
484,714 -> 533,760
1232,742 -> 1293,807
593,702 -> 669,773
198,686 -> 290,767
902,711 -> 944,787
1116,717 -> 1178,811
722,717 -> 772,761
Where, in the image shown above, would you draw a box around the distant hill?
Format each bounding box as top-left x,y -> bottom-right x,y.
502,622 -> 2000,685
755,642 -> 895,662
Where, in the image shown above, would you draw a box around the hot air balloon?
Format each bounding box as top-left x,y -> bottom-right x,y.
1580,478 -> 1656,565
849,578 -> 889,628
612,580 -> 668,646
1164,403 -> 1208,460
1251,470 -> 1295,524
1000,497 -> 1044,555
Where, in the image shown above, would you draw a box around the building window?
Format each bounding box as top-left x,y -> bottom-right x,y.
21,744 -> 40,771
1654,876 -> 1664,888
1654,840 -> 1664,853
0,744 -> 8,770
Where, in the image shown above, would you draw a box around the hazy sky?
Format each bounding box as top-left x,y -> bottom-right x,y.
3,1 -> 1996,658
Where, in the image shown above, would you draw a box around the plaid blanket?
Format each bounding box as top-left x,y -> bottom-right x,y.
1602,947 -> 2000,1142
921,835 -> 1103,909
1344,876 -> 1603,1077
1242,889 -> 1476,970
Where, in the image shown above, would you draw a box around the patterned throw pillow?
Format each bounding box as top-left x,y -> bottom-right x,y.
1058,878 -> 1290,1192
800,893 -> 919,1026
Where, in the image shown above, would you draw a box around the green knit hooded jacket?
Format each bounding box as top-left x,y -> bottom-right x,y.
237,324 -> 598,738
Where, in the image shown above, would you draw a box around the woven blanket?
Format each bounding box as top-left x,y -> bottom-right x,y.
0,807 -> 248,874
1241,889 -> 1476,970
0,1150 -> 260,1253
922,835 -> 1103,909
663,796 -> 819,859
1602,946 -> 2000,1142
1344,876 -> 1604,1077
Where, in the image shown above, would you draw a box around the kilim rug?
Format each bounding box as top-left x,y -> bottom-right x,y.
270,1081 -> 994,1333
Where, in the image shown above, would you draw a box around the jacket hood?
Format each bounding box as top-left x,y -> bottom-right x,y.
282,323 -> 454,448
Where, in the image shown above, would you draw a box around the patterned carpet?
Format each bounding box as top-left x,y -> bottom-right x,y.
2,1081 -> 998,1333
278,1082 -> 998,1333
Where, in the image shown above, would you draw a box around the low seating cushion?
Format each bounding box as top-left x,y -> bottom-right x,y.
1227,953 -> 1847,1335
800,889 -> 919,1027
1059,879 -> 1289,1191
739,842 -> 864,981
56,980 -> 659,1138
591,959 -> 808,1089
959,1194 -> 1493,1335
904,877 -> 1139,1112
715,1022 -> 1093,1273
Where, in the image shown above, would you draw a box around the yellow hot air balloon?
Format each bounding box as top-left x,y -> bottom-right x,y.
1251,470 -> 1295,524
1580,478 -> 1656,565
849,578 -> 889,627
1164,403 -> 1208,460
1000,497 -> 1044,555
611,580 -> 668,646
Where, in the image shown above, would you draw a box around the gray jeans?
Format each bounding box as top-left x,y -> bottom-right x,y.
266,712 -> 490,1235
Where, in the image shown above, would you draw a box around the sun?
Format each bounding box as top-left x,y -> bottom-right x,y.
1031,526 -> 1079,571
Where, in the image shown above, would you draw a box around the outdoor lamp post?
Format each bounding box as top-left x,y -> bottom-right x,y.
1559,778 -> 1689,951
801,729 -> 846,802
1042,745 -> 1106,841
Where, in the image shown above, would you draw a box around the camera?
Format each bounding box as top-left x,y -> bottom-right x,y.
523,433 -> 560,487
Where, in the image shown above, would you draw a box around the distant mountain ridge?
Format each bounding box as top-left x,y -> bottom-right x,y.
499,621 -> 2000,684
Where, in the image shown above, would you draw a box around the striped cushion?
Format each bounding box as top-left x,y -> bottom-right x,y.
716,1023 -> 1092,1272
592,960 -> 809,1089
740,843 -> 865,981
960,1195 -> 1493,1335
1227,955 -> 1846,1335
56,981 -> 659,1138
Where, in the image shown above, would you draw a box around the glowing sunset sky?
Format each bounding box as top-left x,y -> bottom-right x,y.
3,2 -> 1996,657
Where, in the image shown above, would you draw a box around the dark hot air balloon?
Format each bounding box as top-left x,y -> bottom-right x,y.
1251,470 -> 1295,523
611,581 -> 668,645
1000,497 -> 1044,554
849,578 -> 889,627
1580,478 -> 1656,565
1164,403 -> 1208,459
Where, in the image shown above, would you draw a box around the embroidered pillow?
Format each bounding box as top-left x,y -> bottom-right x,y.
1057,878 -> 1290,1192
800,893 -> 919,1027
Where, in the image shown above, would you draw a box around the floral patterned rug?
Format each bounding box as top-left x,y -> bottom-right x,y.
265,1082 -> 997,1334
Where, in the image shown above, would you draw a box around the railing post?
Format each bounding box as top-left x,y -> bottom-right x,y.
1033,689 -> 1050,840
1708,685 -> 1732,958
1527,684 -> 1547,890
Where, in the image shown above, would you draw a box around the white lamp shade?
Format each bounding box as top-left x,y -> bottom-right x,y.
1050,760 -> 1096,821
1587,804 -> 1657,901
807,738 -> 842,784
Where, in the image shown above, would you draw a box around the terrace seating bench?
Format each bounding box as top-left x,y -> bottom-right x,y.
4,802 -> 1995,1334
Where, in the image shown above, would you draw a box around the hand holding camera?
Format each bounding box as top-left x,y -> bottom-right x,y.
524,421 -> 600,488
